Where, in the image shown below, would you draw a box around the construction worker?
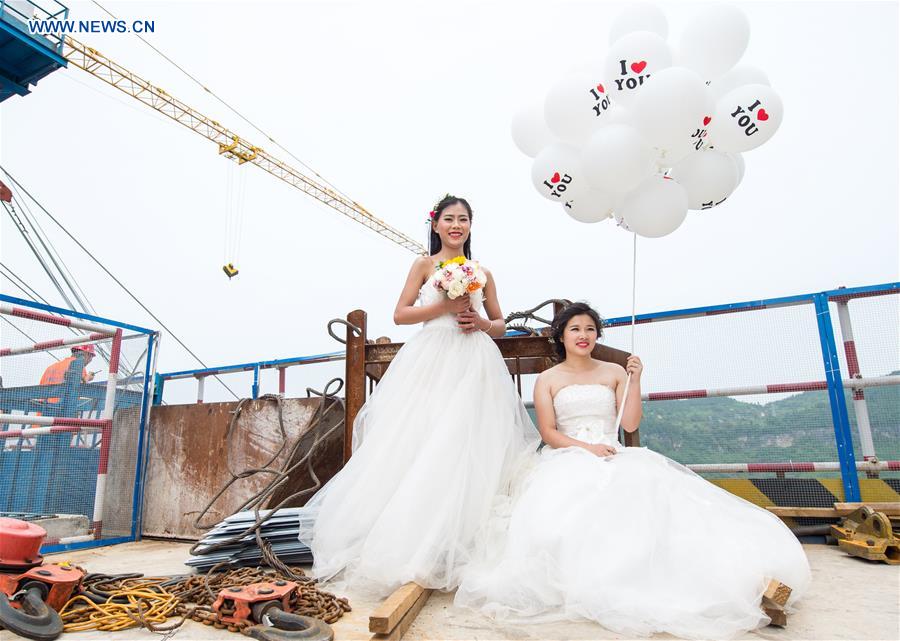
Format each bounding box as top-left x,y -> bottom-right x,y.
39,344 -> 96,404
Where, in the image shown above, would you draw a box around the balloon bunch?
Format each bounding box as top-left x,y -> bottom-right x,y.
514,3 -> 782,237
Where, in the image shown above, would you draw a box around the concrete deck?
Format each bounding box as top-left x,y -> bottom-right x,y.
4,540 -> 897,641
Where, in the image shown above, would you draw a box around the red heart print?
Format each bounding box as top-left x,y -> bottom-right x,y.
596,83 -> 605,93
703,116 -> 711,126
631,61 -> 647,74
757,109 -> 769,121
550,172 -> 561,183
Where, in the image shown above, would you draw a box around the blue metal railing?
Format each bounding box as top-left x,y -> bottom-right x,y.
153,351 -> 346,404
0,0 -> 69,56
154,281 -> 898,505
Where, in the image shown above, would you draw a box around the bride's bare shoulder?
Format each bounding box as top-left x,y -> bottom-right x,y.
537,364 -> 565,387
595,359 -> 626,381
412,255 -> 433,270
408,255 -> 434,279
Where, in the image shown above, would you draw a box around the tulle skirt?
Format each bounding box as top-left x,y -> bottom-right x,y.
297,324 -> 535,596
455,444 -> 812,639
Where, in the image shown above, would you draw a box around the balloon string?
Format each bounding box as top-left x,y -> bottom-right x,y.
614,232 -> 637,432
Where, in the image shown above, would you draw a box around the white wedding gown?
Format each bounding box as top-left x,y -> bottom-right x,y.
297,276 -> 534,595
455,384 -> 812,639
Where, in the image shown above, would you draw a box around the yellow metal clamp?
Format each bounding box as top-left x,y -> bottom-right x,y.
831,506 -> 900,564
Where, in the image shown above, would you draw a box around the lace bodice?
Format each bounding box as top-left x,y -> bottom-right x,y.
552,384 -> 619,448
418,277 -> 484,330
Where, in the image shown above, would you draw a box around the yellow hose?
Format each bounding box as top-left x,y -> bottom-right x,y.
59,584 -> 180,632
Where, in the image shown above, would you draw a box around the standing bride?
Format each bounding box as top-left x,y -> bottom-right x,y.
456,302 -> 811,639
298,194 -> 535,594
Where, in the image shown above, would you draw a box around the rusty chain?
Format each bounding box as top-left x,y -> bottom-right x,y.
59,566 -> 350,636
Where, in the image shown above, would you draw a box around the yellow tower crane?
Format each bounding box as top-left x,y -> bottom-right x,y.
61,36 -> 426,274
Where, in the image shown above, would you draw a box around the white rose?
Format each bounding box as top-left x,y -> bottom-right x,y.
448,280 -> 466,299
475,270 -> 487,286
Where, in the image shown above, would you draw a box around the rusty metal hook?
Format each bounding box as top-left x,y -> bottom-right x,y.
243,608 -> 333,641
0,585 -> 63,641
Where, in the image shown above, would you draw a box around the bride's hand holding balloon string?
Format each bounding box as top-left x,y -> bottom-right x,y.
626,355 -> 643,379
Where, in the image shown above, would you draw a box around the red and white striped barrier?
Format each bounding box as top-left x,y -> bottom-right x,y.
688,460 -> 899,474
0,423 -> 106,439
835,300 -> 877,460
0,316 -> 123,543
0,414 -> 110,427
91,328 -> 122,539
643,375 -> 899,402
0,303 -> 115,335
0,332 -> 109,357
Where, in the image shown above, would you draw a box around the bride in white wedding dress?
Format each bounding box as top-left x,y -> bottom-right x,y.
297,195 -> 534,595
456,302 -> 812,640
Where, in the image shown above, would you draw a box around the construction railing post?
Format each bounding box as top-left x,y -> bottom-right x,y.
152,373 -> 164,406
196,376 -> 205,404
252,365 -> 260,399
92,328 -> 121,539
834,297 -> 877,461
278,367 -> 286,394
813,294 -> 861,502
344,310 -> 367,464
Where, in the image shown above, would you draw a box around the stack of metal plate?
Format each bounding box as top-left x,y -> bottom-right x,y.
185,508 -> 313,572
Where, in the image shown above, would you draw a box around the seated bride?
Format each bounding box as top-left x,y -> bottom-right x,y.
455,302 -> 812,640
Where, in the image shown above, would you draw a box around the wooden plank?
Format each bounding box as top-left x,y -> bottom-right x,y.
764,605 -> 788,627
369,582 -> 426,634
370,585 -> 432,641
767,507 -> 842,518
763,579 -> 792,607
768,504 -> 900,518
834,502 -> 900,516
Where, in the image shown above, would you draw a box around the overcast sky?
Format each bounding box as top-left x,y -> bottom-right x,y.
1,0 -> 897,404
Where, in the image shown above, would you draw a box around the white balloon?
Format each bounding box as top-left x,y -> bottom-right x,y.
582,124 -> 655,196
708,84 -> 784,152
563,189 -> 615,223
609,2 -> 668,44
653,110 -> 714,169
619,175 -> 688,238
676,4 -> 750,81
598,104 -> 638,129
710,64 -> 770,100
531,143 -> 589,203
544,72 -> 613,145
630,67 -> 714,152
669,149 -> 739,210
603,31 -> 672,106
729,152 -> 745,186
511,102 -> 557,157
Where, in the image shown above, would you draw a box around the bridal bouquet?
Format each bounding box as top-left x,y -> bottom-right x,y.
433,256 -> 487,299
